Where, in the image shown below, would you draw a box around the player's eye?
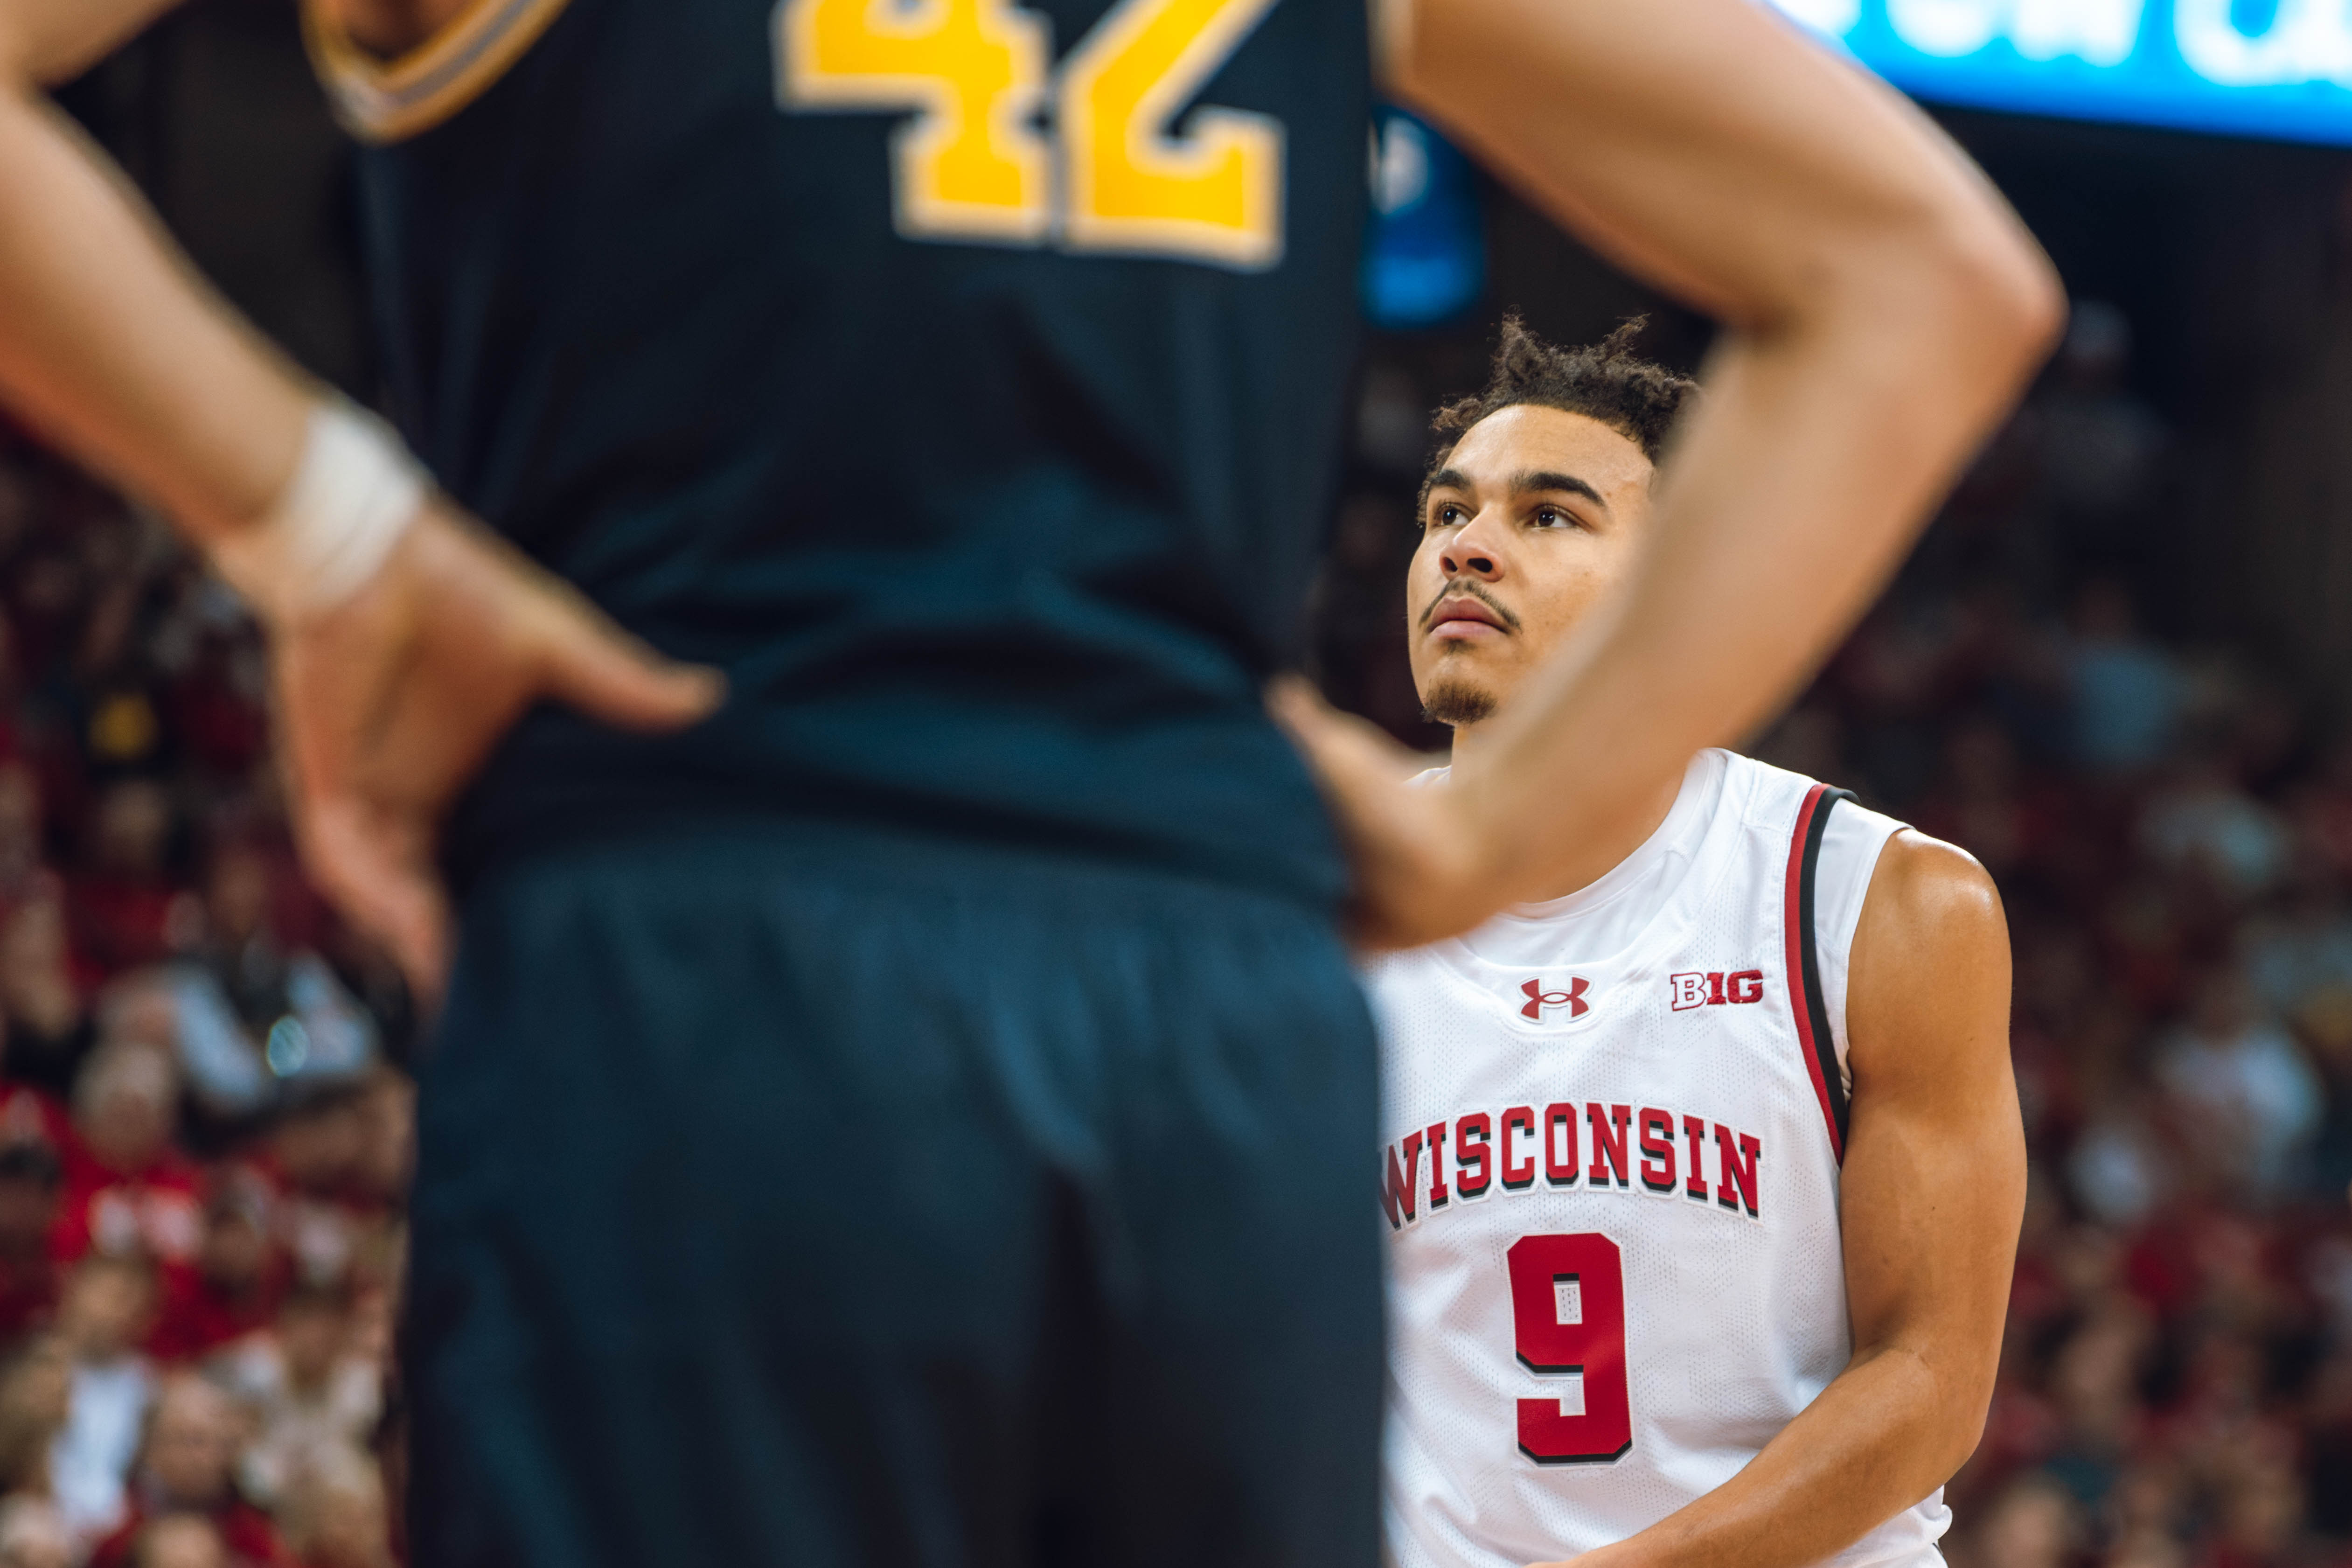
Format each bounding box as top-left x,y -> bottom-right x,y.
1428,502 -> 1466,530
1532,505 -> 1573,530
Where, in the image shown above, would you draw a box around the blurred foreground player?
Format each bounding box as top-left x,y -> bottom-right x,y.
1370,325 -> 2022,1568
0,0 -> 2056,1562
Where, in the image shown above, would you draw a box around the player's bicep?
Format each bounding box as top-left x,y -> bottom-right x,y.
0,0 -> 184,86
1837,832 -> 2021,1381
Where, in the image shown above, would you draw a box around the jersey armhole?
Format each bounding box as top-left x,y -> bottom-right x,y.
303,0 -> 574,144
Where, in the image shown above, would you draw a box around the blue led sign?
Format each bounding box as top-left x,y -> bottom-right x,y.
1772,0 -> 2352,146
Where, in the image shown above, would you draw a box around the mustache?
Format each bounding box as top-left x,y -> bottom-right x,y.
1418,579 -> 1523,633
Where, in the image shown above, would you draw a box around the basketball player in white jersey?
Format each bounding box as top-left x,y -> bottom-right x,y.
1367,321 -> 2026,1568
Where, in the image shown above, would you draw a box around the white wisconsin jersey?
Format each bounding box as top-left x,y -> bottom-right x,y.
1370,749 -> 1946,1568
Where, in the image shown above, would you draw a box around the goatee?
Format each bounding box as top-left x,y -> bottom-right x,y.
1422,681 -> 1497,725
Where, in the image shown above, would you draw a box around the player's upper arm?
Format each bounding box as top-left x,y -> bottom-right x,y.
1376,0 -> 2060,350
1846,829 -> 2013,1111
0,0 -> 183,87
1837,830 -> 2022,1453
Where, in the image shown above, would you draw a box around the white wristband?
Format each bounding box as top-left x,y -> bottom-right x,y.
210,399 -> 427,626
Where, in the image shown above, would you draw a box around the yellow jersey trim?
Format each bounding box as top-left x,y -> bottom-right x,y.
303,0 -> 575,144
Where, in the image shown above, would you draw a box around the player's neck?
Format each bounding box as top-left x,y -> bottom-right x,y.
1446,722 -> 1687,903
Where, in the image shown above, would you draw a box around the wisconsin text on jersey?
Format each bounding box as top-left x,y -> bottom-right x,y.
1381,1100 -> 1767,1228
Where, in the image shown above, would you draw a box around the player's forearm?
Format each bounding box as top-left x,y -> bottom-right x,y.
0,77 -> 312,541
1570,1341 -> 1989,1568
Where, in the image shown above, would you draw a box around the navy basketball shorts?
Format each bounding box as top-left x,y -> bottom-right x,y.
402,823 -> 1384,1568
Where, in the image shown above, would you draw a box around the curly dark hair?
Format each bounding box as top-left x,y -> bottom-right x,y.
1429,314 -> 1698,467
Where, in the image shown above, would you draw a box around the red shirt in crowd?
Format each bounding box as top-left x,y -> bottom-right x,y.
66,870 -> 184,976
90,1497 -> 300,1568
0,1082 -> 71,1152
0,1251 -> 57,1344
54,1143 -> 202,1267
146,1252 -> 286,1365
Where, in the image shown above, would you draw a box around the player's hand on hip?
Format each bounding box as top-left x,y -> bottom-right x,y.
269,497 -> 724,1003
1268,676 -> 1499,950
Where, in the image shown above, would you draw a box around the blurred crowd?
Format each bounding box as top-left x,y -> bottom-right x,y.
1319,303 -> 2352,1568
0,418 -> 407,1568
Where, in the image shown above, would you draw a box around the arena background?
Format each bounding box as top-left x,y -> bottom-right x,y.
5,4 -> 2352,1564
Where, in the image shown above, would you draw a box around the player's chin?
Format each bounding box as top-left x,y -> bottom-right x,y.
1419,675 -> 1499,727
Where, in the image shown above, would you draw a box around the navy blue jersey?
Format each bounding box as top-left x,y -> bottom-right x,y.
307,0 -> 1370,904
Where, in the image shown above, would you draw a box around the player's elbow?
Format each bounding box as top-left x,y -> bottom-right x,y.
1914,201 -> 2067,384
1861,1337 -> 2005,1496
1925,1358 -> 2003,1488
1781,179 -> 2064,406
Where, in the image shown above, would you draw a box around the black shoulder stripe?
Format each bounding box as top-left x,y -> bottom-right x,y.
1797,788 -> 1855,1154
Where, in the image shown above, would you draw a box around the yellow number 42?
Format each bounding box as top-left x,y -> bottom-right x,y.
775,0 -> 1284,270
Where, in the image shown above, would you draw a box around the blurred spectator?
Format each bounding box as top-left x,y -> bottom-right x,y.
125,1513 -> 223,1568
0,896 -> 89,1098
2040,1306 -> 2151,1510
349,1073 -> 409,1214
1966,1473 -> 2081,1568
1913,714 -> 2062,882
59,1044 -> 198,1268
272,1450 -> 390,1568
70,581 -> 167,784
0,766 -> 49,906
68,782 -> 188,978
0,1332 -> 70,1493
0,1147 -> 61,1345
2154,970 -> 2322,1200
90,1374 -> 292,1568
146,1177 -> 279,1366
0,1334 -> 73,1568
217,1283 -> 378,1510
2070,1087 -> 2174,1228
2241,865 -> 2352,1025
2034,300 -> 2168,533
2063,580 -> 2183,774
141,841 -> 378,1125
0,1496 -> 70,1568
259,1087 -> 392,1293
2290,733 -> 2352,884
156,584 -> 267,784
0,1068 -> 70,1158
49,1256 -> 154,1543
2140,758 -> 2290,901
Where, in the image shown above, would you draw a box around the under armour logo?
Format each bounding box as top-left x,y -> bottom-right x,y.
1520,976 -> 1590,1020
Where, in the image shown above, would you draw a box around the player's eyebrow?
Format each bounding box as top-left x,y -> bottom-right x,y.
1511,470 -> 1608,510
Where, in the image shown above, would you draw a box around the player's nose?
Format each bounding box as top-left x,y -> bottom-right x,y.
1438,506 -> 1506,582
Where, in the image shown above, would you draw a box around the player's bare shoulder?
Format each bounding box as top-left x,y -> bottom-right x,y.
1861,829 -> 2004,946
1848,827 -> 2012,1092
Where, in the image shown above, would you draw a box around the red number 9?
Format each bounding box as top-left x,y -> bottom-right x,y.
1506,1232 -> 1633,1464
